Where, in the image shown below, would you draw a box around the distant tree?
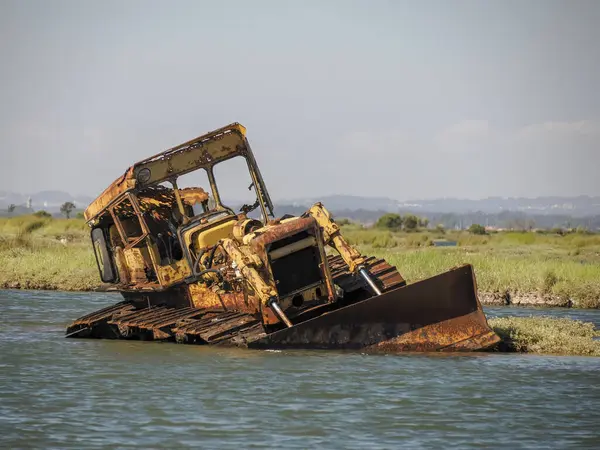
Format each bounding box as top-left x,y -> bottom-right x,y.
60,201 -> 76,219
468,223 -> 486,235
403,214 -> 419,231
418,217 -> 429,228
376,213 -> 403,231
7,204 -> 16,214
336,217 -> 352,226
435,224 -> 445,234
33,210 -> 51,218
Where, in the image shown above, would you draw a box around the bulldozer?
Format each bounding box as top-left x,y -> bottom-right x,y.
66,123 -> 500,351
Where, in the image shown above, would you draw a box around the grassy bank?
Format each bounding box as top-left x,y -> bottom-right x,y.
1,216 -> 599,308
0,216 -> 98,291
343,224 -> 600,308
488,317 -> 600,356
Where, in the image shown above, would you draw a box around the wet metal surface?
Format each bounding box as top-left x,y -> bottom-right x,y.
66,261 -> 493,352
65,254 -> 410,346
252,265 -> 496,351
2,290 -> 600,449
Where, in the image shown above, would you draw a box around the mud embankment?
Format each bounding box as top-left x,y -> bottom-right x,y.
2,281 -> 100,292
479,292 -> 599,308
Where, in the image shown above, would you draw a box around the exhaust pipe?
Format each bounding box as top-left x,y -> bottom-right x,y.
358,267 -> 382,296
267,297 -> 293,328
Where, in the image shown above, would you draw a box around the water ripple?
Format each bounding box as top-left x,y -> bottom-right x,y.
1,290 -> 599,449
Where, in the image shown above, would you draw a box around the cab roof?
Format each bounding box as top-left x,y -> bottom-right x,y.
84,123 -> 248,222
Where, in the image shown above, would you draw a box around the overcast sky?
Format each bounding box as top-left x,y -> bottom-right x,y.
1,0 -> 599,201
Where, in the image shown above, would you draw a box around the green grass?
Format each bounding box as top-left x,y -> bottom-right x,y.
489,316 -> 600,356
0,216 -> 89,241
0,216 -> 97,290
373,247 -> 600,307
343,225 -> 600,308
1,216 -> 599,307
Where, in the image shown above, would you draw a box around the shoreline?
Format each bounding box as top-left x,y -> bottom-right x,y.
2,282 -> 598,309
478,292 -> 585,308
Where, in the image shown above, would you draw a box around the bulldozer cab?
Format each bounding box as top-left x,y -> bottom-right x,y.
86,123 -> 275,290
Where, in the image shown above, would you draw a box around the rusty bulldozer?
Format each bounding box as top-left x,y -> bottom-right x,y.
66,123 -> 500,351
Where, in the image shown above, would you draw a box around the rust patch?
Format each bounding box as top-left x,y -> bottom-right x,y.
188,282 -> 260,315
248,265 -> 500,351
250,217 -> 317,255
368,310 -> 501,352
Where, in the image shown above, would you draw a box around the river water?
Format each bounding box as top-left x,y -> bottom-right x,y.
1,290 -> 599,449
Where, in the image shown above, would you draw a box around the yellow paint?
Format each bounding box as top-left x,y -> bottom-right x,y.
309,203 -> 365,272
221,238 -> 277,306
122,248 -> 148,283
194,218 -> 237,249
135,130 -> 247,187
113,246 -> 130,284
188,283 -> 224,309
156,258 -> 192,286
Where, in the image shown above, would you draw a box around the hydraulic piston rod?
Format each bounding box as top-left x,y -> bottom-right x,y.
267,298 -> 293,328
359,267 -> 382,296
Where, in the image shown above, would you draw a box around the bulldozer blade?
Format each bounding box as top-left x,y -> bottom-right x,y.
248,264 -> 500,352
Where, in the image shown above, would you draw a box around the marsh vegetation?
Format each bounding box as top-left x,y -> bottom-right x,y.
1,215 -> 599,308
342,221 -> 600,308
488,316 -> 600,356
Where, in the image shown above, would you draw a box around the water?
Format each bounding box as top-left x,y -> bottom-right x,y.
1,290 -> 599,449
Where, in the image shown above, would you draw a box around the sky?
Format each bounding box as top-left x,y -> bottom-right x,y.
1,0 -> 599,201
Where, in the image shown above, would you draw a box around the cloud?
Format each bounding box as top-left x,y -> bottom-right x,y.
440,120 -> 490,138
6,121 -> 106,153
434,120 -> 491,152
333,118 -> 600,198
516,119 -> 600,140
339,130 -> 418,156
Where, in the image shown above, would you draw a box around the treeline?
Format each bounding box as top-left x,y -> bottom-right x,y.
372,213 -> 430,231
2,202 -> 83,219
416,210 -> 600,231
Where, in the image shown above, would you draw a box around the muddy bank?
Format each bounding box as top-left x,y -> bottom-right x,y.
2,281 -> 101,292
479,291 -> 599,309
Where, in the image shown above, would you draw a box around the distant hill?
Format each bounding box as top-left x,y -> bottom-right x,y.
2,191 -> 599,229
279,195 -> 600,218
0,190 -> 93,214
279,195 -> 401,213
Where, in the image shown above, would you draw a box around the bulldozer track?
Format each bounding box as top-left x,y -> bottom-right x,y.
328,254 -> 406,293
66,254 -> 404,345
69,301 -> 134,327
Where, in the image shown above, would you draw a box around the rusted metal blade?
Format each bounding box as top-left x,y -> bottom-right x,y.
248,264 -> 500,352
